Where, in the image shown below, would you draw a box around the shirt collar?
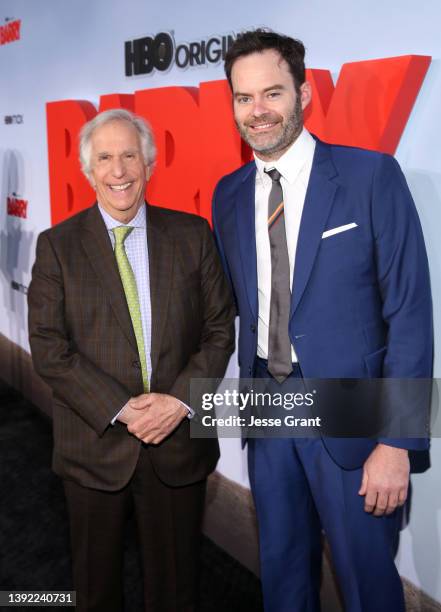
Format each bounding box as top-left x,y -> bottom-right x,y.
98,201 -> 147,231
254,128 -> 316,185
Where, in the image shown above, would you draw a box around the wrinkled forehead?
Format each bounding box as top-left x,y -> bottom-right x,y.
91,119 -> 141,152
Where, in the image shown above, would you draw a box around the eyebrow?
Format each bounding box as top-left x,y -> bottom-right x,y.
96,148 -> 139,156
234,84 -> 286,98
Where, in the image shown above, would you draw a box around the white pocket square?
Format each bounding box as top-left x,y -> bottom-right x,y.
322,223 -> 358,239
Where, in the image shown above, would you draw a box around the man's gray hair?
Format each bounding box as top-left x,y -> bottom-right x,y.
79,109 -> 156,180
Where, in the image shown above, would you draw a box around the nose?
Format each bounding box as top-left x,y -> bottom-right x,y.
110,156 -> 126,178
251,97 -> 268,117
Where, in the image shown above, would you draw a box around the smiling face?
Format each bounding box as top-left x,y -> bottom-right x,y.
89,119 -> 149,223
231,49 -> 311,161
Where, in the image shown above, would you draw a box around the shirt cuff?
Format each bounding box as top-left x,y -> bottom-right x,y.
111,399 -> 194,424
111,400 -> 129,425
181,401 -> 195,419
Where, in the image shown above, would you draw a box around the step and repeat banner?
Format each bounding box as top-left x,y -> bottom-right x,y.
1,0 -> 441,603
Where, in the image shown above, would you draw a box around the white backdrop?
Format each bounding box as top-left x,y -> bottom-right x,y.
1,0 -> 440,602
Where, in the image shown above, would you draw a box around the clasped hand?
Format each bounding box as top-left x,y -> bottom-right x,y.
118,393 -> 188,445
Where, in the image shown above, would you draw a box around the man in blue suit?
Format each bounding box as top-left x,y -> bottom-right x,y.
212,30 -> 432,611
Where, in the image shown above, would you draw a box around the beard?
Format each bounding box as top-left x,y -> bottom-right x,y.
236,95 -> 303,159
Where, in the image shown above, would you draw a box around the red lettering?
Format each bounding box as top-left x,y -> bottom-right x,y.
99,94 -> 135,112
135,86 -> 201,216
305,56 -> 431,154
46,55 -> 431,226
303,69 -> 335,137
46,100 -> 97,226
199,79 -> 250,223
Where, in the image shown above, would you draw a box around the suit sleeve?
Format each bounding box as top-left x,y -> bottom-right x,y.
28,231 -> 131,436
371,155 -> 433,449
168,219 -> 236,409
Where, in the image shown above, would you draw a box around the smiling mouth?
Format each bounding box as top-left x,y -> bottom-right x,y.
249,122 -> 278,132
109,182 -> 133,192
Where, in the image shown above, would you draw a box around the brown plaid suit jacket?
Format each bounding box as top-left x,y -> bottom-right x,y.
28,203 -> 235,491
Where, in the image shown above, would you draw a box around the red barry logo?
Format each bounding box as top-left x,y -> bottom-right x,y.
46,54 -> 431,227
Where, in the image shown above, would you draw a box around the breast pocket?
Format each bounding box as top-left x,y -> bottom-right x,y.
320,226 -> 360,251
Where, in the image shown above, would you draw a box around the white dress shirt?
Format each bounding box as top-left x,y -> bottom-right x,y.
98,203 -> 193,422
99,203 -> 153,378
254,128 -> 316,361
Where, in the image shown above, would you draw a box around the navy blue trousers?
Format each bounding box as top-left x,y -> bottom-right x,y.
248,359 -> 405,612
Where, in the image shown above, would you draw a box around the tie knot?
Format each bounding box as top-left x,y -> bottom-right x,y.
112,226 -> 134,245
265,168 -> 282,183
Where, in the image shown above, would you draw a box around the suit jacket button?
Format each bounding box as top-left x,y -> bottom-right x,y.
248,367 -> 253,375
133,360 -> 141,369
250,324 -> 256,333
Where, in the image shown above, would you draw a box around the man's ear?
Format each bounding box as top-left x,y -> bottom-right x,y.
300,81 -> 312,110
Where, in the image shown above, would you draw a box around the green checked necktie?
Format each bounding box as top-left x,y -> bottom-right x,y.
112,226 -> 149,392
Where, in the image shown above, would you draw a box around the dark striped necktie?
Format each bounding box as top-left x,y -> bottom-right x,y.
265,168 -> 293,383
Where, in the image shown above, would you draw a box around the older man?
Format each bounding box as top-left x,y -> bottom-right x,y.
28,109 -> 235,612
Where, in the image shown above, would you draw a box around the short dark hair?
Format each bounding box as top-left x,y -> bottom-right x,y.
224,29 -> 306,92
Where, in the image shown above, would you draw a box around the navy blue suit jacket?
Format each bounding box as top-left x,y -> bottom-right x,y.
212,137 -> 433,469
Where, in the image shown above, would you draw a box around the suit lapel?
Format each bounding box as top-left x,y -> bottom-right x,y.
235,164 -> 258,319
291,141 -> 339,317
80,204 -> 138,352
146,204 -> 174,379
